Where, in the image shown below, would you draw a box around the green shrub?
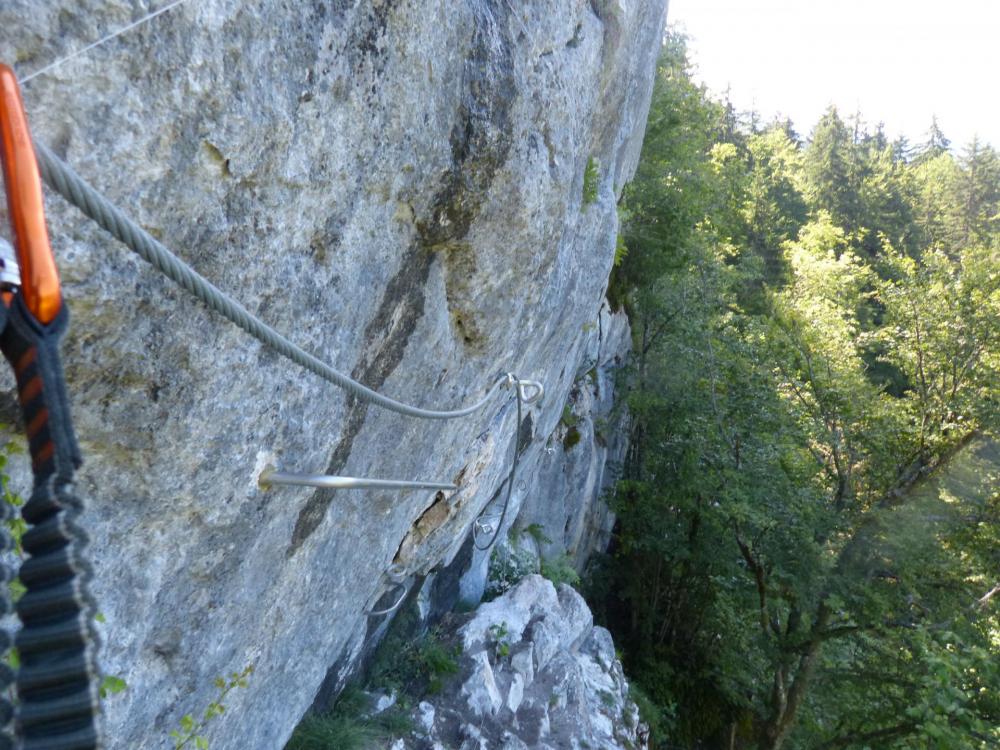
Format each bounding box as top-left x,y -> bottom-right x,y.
563,426 -> 582,450
582,156 -> 599,206
99,674 -> 127,699
488,621 -> 513,659
286,714 -> 378,750
170,665 -> 254,749
540,554 -> 581,588
285,688 -> 413,750
415,633 -> 460,695
523,523 -> 553,546
560,405 -> 580,428
613,233 -> 629,266
485,544 -> 536,600
629,683 -> 677,746
368,620 -> 459,698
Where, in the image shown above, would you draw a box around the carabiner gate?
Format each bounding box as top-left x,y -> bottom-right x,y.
0,63 -> 62,323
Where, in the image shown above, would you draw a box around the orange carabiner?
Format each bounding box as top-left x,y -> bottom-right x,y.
0,63 -> 62,325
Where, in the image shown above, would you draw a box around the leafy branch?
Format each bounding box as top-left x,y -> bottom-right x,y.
170,664 -> 254,750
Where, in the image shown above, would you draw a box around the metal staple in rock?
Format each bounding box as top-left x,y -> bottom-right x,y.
35,141 -> 516,420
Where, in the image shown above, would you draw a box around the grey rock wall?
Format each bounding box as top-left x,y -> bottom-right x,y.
458,299 -> 631,606
0,1 -> 665,748
514,300 -> 631,570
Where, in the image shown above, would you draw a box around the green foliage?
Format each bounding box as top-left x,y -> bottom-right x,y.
582,156 -> 599,206
600,26 -> 1000,750
368,618 -> 459,698
876,244 -> 1000,455
285,713 -> 376,750
415,634 -> 460,695
0,439 -> 24,679
485,544 -> 536,600
539,554 -> 580,588
562,426 -> 582,450
523,523 -> 553,547
170,664 -> 253,750
285,688 -> 413,750
488,621 -> 512,659
629,683 -> 677,743
99,675 -> 128,699
614,233 -> 629,267
0,445 -> 26,554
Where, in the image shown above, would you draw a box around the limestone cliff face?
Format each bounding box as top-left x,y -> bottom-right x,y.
0,1 -> 666,748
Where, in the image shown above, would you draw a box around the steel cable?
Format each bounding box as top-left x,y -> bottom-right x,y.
473,383 -> 524,551
34,142 -> 535,420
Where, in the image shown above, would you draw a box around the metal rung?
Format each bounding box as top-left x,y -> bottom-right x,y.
259,469 -> 456,492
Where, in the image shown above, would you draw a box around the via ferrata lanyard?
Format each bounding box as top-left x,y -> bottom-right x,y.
0,63 -> 102,750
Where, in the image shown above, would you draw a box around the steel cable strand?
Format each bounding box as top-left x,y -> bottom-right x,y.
34,142 -> 513,421
473,383 -> 524,551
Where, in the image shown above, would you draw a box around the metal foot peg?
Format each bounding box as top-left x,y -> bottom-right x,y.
259,468 -> 456,492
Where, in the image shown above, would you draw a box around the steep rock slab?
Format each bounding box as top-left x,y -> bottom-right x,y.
516,300 -> 630,570
460,300 -> 631,605
0,1 -> 666,748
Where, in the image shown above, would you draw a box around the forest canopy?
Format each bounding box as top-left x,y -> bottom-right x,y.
592,32 -> 1000,750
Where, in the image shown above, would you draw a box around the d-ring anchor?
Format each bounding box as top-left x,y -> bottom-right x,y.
517,379 -> 544,404
505,373 -> 544,405
473,515 -> 503,549
385,562 -> 407,584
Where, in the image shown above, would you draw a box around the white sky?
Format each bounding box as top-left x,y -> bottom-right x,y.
667,0 -> 1000,151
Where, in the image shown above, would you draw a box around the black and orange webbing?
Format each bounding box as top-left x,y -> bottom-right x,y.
0,63 -> 102,750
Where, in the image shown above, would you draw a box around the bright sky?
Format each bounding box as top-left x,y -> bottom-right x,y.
667,0 -> 1000,151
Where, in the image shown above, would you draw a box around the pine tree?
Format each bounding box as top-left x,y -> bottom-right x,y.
803,107 -> 863,234
956,136 -> 1000,246
913,115 -> 951,163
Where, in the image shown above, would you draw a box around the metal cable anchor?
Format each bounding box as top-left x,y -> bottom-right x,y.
505,373 -> 544,405
474,518 -> 497,537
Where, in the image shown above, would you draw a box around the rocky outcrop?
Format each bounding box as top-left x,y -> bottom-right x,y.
0,1 -> 665,748
377,575 -> 645,750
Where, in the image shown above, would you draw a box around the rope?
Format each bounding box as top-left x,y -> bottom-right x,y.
34,141 -> 530,420
18,0 -> 193,84
473,382 -> 523,550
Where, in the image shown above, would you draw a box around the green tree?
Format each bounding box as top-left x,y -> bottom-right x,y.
802,107 -> 862,233
913,116 -> 951,164
877,244 -> 1000,459
593,28 -> 1000,750
955,138 -> 1000,247
744,127 -> 808,281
